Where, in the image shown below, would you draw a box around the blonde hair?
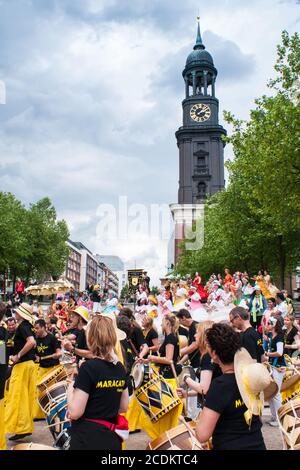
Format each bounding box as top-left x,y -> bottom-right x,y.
87,316 -> 117,361
143,316 -> 155,334
196,320 -> 214,357
164,314 -> 179,335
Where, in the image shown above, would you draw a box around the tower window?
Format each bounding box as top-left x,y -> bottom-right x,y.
197,182 -> 207,198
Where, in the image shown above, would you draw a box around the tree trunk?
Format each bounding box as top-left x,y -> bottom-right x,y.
278,235 -> 285,290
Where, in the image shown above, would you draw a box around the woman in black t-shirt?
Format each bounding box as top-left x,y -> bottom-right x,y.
177,320 -> 221,408
118,307 -> 148,358
139,316 -> 159,359
195,323 -> 266,450
146,314 -> 180,379
67,316 -> 129,450
283,315 -> 299,356
264,316 -> 286,426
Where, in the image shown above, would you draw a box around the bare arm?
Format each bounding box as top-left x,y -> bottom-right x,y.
149,344 -> 174,365
67,386 -> 89,421
118,389 -> 129,414
195,407 -> 220,443
186,370 -> 213,396
180,341 -> 198,357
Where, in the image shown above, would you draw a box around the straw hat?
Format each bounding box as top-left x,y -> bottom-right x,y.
234,348 -> 273,417
98,311 -> 126,341
73,306 -> 89,323
15,303 -> 35,325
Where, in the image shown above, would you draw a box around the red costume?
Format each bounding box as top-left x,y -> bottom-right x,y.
192,274 -> 208,301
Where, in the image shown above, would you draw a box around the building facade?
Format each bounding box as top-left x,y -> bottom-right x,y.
170,20 -> 226,264
65,240 -> 82,291
96,255 -> 124,295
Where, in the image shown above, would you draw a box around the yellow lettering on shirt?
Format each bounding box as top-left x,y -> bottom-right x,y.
37,344 -> 48,354
235,399 -> 244,408
96,380 -> 125,389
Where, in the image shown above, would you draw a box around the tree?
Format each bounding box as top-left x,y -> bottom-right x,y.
23,197 -> 70,282
0,193 -> 70,290
120,284 -> 130,301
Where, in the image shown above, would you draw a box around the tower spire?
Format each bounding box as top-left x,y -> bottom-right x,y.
194,16 -> 205,50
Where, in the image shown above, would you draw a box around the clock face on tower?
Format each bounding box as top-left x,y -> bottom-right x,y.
190,103 -> 211,122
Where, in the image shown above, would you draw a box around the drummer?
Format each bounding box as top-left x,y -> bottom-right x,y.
61,306 -> 91,361
5,303 -> 37,442
0,303 -> 7,450
33,319 -> 62,420
118,308 -> 148,359
195,323 -> 267,450
138,316 -> 159,359
145,314 -> 181,380
264,316 -> 285,427
67,316 -> 129,450
177,321 -> 221,409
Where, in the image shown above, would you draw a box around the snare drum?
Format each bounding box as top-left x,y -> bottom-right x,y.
146,422 -> 209,450
135,370 -> 181,422
277,397 -> 300,450
131,362 -> 151,389
37,365 -> 68,394
12,443 -> 57,450
38,381 -> 68,414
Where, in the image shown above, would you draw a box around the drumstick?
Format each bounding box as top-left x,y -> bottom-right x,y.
46,419 -> 71,429
170,361 -> 180,387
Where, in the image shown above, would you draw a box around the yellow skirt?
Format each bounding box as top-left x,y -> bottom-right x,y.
0,399 -> 6,450
136,378 -> 184,441
5,360 -> 36,435
33,364 -> 59,420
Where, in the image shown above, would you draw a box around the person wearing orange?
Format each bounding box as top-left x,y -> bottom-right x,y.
224,268 -> 233,286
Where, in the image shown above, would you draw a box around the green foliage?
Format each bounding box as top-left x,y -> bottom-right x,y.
120,284 -> 130,301
177,31 -> 300,288
0,193 -> 70,283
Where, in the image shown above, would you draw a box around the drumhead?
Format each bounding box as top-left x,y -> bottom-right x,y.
37,365 -> 65,387
178,365 -> 196,388
131,363 -> 144,389
12,443 -> 57,451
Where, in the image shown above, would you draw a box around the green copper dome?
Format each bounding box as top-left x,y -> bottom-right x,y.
186,49 -> 214,67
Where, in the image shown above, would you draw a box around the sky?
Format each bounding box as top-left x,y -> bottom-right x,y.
0,0 -> 299,285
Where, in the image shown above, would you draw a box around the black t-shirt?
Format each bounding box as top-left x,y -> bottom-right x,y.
178,326 -> 189,337
74,358 -> 128,421
36,333 -> 60,368
13,320 -> 36,363
284,326 -> 299,356
159,333 -> 180,379
188,321 -> 200,368
0,326 -> 6,342
241,327 -> 264,363
145,328 -> 158,356
6,331 -> 15,363
205,373 -> 265,450
269,334 -> 286,367
129,326 -> 146,356
64,328 -> 88,360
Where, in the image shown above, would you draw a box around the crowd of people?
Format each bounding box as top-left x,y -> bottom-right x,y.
0,268 -> 299,451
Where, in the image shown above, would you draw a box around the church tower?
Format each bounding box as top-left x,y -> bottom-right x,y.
170,19 -> 226,265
